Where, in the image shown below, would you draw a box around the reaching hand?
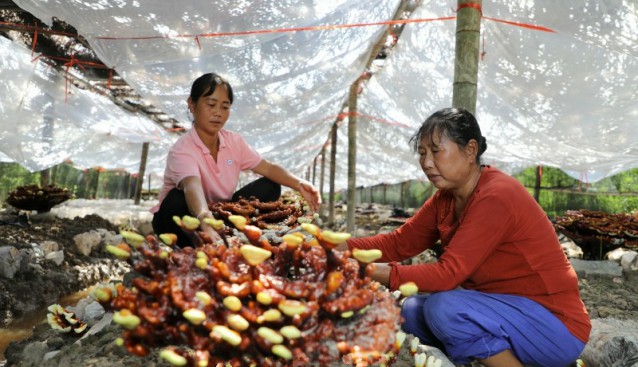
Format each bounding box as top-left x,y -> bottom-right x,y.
298,180 -> 321,213
200,221 -> 224,246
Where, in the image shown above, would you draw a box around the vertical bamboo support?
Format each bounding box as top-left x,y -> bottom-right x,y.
328,123 -> 338,226
401,181 -> 407,209
40,111 -> 54,187
319,146 -> 326,206
40,168 -> 50,187
341,0 -> 409,231
383,183 -> 387,205
312,156 -> 317,185
81,170 -> 90,198
51,164 -> 58,185
534,165 -> 542,203
452,0 -> 482,115
346,81 -> 359,233
134,142 -> 149,205
126,173 -> 132,199
94,169 -> 101,199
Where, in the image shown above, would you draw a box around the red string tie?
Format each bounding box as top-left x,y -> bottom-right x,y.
454,2 -> 483,16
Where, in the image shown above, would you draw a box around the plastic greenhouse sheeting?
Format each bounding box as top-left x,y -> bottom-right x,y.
0,36 -> 175,176
358,0 -> 638,185
7,0 -> 638,190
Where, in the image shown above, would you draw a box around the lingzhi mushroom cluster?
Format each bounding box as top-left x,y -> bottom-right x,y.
91,211 -> 407,366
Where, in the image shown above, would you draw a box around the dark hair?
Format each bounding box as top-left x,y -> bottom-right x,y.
409,107 -> 487,164
189,73 -> 234,104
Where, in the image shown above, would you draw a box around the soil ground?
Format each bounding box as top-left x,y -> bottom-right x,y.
0,205 -> 637,367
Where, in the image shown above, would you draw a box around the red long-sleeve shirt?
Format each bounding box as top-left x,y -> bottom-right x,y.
347,166 -> 591,343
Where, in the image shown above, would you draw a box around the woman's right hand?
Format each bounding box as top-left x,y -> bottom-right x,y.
199,215 -> 224,245
298,180 -> 321,212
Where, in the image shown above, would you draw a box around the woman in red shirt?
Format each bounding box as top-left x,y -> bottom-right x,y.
344,108 -> 590,367
151,73 -> 321,246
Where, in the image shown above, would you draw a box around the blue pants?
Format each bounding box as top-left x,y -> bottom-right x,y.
400,290 -> 585,366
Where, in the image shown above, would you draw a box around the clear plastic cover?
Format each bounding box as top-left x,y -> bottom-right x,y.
6,0 -> 637,189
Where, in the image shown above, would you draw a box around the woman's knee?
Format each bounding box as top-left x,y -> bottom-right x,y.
162,188 -> 189,211
423,291 -> 466,326
400,295 -> 428,332
256,177 -> 281,202
401,296 -> 425,321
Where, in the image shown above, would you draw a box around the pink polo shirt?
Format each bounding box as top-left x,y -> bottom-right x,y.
151,128 -> 262,213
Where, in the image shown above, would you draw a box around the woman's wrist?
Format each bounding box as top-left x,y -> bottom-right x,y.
196,210 -> 212,221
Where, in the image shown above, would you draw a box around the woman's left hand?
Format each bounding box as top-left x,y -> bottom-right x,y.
368,262 -> 391,287
298,180 -> 321,212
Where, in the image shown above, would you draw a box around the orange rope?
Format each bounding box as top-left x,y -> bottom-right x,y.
3,14 -> 555,47
31,21 -> 38,56
338,112 -> 411,129
483,16 -> 555,33
94,17 -> 456,40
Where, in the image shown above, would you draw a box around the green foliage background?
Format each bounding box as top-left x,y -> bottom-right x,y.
513,166 -> 638,218
341,166 -> 638,219
2,162 -> 638,220
0,162 -> 143,203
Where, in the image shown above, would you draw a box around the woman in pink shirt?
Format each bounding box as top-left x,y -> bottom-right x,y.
342,108 -> 589,367
151,73 -> 320,246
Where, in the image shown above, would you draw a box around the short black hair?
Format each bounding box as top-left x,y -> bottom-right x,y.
190,73 -> 234,104
409,107 -> 487,164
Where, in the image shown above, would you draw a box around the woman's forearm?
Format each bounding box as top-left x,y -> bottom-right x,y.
180,176 -> 210,218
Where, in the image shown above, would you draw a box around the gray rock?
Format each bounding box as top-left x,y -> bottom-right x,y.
73,230 -> 102,256
67,298 -> 105,325
45,250 -> 65,265
29,243 -> 44,259
66,298 -> 91,322
19,248 -> 34,273
43,350 -> 61,361
102,231 -> 123,246
0,246 -> 21,279
570,259 -> 623,278
40,240 -> 61,256
83,301 -> 106,323
580,318 -> 638,367
606,247 -> 627,262
621,251 -> 638,280
560,233 -> 584,259
19,341 -> 48,367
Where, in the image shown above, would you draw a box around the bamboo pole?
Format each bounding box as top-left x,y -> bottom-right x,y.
312,156 -> 317,185
51,164 -> 58,185
346,82 -> 359,233
328,123 -> 338,226
126,173 -> 132,199
319,146 -> 326,213
40,168 -> 50,187
344,0 -> 410,231
383,183 -> 387,205
534,165 -> 542,202
452,0 -> 482,115
93,169 -> 101,199
134,142 -> 150,205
